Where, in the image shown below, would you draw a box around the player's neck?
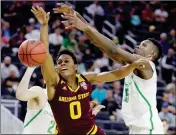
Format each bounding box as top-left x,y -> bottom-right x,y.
66,75 -> 78,90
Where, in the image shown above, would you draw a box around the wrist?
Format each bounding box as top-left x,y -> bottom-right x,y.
83,24 -> 92,32
41,24 -> 48,27
27,67 -> 36,72
131,63 -> 137,68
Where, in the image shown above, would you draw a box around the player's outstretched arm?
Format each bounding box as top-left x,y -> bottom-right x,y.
16,67 -> 45,101
54,4 -> 140,64
31,6 -> 59,100
84,59 -> 147,84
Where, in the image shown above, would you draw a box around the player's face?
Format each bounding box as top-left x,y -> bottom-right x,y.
134,40 -> 155,57
57,54 -> 77,78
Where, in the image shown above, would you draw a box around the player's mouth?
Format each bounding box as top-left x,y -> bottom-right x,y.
61,67 -> 68,71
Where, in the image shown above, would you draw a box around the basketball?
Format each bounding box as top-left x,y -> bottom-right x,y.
18,39 -> 47,67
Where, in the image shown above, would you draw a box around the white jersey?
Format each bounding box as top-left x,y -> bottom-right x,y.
121,61 -> 163,132
23,102 -> 56,134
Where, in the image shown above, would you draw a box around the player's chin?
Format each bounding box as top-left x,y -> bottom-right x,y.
60,71 -> 71,77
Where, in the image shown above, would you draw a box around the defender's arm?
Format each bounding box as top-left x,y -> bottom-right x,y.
84,59 -> 147,84
16,67 -> 45,101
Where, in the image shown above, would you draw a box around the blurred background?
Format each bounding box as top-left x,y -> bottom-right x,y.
1,0 -> 176,134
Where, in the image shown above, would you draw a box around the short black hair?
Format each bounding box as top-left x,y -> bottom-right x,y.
147,38 -> 163,62
56,49 -> 77,64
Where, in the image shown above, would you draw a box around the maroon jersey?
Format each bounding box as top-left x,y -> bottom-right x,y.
49,74 -> 97,134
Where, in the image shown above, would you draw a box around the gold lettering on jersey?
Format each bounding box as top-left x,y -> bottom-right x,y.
77,92 -> 89,100
58,96 -> 77,102
58,92 -> 89,102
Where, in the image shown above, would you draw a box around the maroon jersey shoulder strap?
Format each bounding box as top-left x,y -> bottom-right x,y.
48,75 -> 64,103
79,74 -> 90,84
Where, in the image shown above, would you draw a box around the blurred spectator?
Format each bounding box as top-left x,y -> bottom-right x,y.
159,33 -> 169,55
114,12 -> 125,44
3,70 -> 20,96
82,48 -> 96,64
161,48 -> 175,84
86,0 -> 104,32
61,32 -> 78,52
159,102 -> 176,128
91,83 -> 107,104
112,81 -> 122,108
166,83 -> 176,107
77,35 -> 88,54
142,4 -> 154,23
24,25 -> 40,40
95,53 -> 110,72
52,19 -> 62,31
161,119 -> 169,134
168,29 -> 176,50
86,0 -> 104,17
154,4 -> 168,23
16,32 -> 25,47
49,27 -> 64,55
102,89 -> 118,121
104,1 -> 115,20
87,61 -> 100,73
77,57 -> 86,73
3,3 -> 18,33
1,56 -> 20,80
1,21 -> 10,41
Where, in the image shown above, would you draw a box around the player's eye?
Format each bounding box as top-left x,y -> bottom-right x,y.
58,60 -> 62,65
65,60 -> 69,63
143,43 -> 147,47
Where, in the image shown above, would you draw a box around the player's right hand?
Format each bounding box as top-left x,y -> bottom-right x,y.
133,58 -> 148,69
53,3 -> 75,15
31,6 -> 50,25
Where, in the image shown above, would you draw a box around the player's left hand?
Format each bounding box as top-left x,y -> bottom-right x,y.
31,6 -> 50,25
92,105 -> 105,116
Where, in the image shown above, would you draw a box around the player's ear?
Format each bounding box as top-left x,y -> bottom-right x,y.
147,52 -> 156,61
75,64 -> 78,72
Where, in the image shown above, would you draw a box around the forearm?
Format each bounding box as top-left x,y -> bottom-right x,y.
116,64 -> 136,79
76,12 -> 89,25
40,24 -> 49,49
84,26 -> 121,62
16,68 -> 35,97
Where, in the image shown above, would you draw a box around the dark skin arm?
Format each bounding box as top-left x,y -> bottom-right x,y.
53,4 -> 153,80
31,6 -> 59,100
84,58 -> 147,84
83,26 -> 153,79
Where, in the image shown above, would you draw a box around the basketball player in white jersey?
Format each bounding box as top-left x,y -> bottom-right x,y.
16,67 -> 105,134
54,3 -> 165,134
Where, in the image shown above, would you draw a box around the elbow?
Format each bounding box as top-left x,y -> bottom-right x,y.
16,91 -> 27,101
16,92 -> 22,100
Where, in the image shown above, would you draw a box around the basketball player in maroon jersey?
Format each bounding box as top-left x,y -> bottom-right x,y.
31,6 -> 147,134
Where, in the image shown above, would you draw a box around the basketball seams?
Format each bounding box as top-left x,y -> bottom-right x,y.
29,41 -> 45,65
18,40 -> 47,66
30,55 -> 43,64
30,41 -> 45,53
18,52 -> 46,55
21,47 -> 24,61
26,40 -> 29,66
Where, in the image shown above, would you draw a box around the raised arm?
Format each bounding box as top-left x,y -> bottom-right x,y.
53,4 -> 139,64
31,6 -> 59,100
84,59 -> 147,84
16,67 -> 45,101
